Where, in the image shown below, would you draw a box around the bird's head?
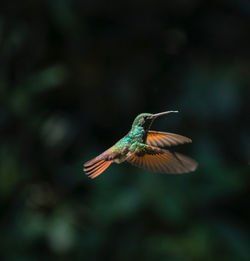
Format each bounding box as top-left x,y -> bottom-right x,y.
131,111 -> 178,130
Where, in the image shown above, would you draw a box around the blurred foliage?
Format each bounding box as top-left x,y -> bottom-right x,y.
0,0 -> 250,260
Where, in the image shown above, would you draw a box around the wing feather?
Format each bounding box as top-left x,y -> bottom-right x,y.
146,131 -> 192,147
127,144 -> 197,174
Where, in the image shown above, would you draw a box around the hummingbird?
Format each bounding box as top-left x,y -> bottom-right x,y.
84,111 -> 198,179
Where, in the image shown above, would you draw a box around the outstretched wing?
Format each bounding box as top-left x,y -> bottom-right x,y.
127,144 -> 197,174
83,148 -> 117,179
146,131 -> 192,147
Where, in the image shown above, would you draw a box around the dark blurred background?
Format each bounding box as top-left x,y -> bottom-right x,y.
0,0 -> 250,260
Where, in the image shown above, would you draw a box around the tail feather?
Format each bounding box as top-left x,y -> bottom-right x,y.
84,160 -> 106,175
83,152 -> 113,178
84,160 -> 105,171
90,161 -> 112,179
84,156 -> 103,168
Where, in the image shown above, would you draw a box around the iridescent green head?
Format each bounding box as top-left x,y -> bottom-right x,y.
131,111 -> 178,129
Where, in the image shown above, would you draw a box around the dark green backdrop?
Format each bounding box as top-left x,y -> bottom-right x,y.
0,1 -> 249,260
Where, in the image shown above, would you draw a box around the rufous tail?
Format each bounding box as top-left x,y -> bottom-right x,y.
84,155 -> 112,179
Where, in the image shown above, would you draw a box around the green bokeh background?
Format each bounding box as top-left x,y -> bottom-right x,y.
0,1 -> 250,260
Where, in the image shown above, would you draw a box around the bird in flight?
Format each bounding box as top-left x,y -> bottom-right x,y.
84,111 -> 197,179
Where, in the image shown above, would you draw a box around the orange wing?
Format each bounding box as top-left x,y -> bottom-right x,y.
146,131 -> 192,147
127,145 -> 197,174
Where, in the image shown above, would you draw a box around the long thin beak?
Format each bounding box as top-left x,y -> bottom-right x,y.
152,110 -> 179,118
